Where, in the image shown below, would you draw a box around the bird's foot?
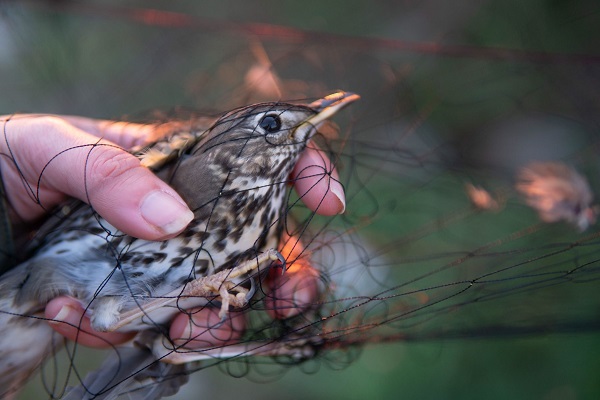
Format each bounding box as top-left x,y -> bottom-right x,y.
180,248 -> 283,320
104,249 -> 283,331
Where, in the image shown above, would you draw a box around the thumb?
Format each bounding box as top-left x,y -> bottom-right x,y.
4,116 -> 194,240
74,147 -> 195,240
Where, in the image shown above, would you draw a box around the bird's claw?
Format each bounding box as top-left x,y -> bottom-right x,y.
244,277 -> 257,302
275,251 -> 287,275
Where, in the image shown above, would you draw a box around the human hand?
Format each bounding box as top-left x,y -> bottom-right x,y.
0,114 -> 344,348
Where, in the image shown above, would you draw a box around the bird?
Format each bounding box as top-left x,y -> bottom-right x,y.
0,91 -> 359,399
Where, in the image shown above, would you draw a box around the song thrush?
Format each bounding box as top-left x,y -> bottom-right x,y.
0,91 -> 359,399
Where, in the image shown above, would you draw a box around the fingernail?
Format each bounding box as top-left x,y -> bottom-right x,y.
141,191 -> 194,236
48,304 -> 75,325
330,180 -> 346,214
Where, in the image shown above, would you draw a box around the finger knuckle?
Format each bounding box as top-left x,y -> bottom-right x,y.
87,148 -> 140,183
37,115 -> 72,134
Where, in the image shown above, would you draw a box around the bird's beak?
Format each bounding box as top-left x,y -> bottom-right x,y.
308,91 -> 361,122
294,91 -> 360,140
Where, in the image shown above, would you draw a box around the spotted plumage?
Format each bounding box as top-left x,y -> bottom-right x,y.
0,92 -> 358,399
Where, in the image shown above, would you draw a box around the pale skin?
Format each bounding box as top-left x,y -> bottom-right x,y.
0,114 -> 345,349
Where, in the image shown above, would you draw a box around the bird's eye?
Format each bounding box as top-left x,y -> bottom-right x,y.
259,114 -> 282,133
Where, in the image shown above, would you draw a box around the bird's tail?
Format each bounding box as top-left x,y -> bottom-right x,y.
0,300 -> 62,399
0,256 -> 71,400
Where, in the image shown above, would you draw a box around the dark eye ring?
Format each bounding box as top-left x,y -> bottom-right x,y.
259,114 -> 282,133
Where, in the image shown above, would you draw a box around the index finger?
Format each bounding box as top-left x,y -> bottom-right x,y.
292,143 -> 346,216
58,116 -> 160,149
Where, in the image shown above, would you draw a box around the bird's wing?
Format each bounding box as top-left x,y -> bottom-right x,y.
63,343 -> 189,400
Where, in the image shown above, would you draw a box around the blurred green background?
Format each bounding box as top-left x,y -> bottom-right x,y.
1,1 -> 600,399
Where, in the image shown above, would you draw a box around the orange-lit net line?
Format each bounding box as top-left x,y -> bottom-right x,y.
17,0 -> 600,65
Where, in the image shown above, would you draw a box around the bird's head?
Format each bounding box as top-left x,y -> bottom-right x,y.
168,92 -> 359,210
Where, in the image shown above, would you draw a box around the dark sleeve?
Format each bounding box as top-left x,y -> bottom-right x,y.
0,176 -> 15,274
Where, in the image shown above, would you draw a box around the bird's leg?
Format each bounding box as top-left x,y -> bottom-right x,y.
106,249 -> 283,331
181,249 -> 284,320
